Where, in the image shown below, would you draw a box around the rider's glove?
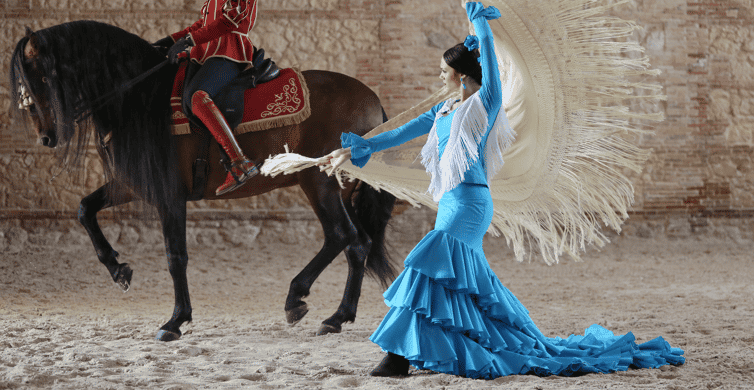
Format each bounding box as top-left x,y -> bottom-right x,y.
166,36 -> 194,64
152,36 -> 174,55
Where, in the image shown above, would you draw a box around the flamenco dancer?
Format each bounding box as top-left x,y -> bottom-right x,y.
154,0 -> 260,195
322,1 -> 685,379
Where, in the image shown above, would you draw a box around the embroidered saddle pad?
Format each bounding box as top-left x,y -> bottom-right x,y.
170,64 -> 311,135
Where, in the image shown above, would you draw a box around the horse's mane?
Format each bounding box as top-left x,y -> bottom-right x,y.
10,20 -> 182,212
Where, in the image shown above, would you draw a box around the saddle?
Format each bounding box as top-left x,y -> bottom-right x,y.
246,47 -> 281,87
170,48 -> 310,136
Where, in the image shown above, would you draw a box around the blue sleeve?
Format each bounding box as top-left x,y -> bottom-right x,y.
466,2 -> 502,118
341,103 -> 442,168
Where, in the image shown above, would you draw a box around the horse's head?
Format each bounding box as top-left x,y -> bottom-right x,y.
12,27 -> 59,148
10,21 -> 182,209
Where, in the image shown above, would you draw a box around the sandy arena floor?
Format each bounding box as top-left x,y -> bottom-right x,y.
1,217 -> 753,389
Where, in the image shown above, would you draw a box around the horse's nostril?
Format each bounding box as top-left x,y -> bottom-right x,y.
39,136 -> 50,147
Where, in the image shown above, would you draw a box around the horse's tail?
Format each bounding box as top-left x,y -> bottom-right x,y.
355,108 -> 398,288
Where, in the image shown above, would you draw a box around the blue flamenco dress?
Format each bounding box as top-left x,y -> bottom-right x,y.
341,2 -> 685,380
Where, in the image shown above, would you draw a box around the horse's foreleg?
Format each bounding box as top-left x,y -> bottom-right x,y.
78,183 -> 135,291
286,174 -> 357,328
155,201 -> 192,342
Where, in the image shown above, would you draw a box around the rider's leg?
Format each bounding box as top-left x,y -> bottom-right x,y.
190,90 -> 258,195
183,58 -> 257,196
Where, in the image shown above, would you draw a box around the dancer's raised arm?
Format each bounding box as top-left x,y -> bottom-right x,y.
465,1 -> 503,119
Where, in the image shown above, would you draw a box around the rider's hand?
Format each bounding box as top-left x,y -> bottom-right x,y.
318,148 -> 352,177
167,36 -> 194,64
152,36 -> 174,55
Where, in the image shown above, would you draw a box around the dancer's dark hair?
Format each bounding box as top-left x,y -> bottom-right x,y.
443,43 -> 482,85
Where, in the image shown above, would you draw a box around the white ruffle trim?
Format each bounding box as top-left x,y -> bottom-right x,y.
421,94 -> 515,201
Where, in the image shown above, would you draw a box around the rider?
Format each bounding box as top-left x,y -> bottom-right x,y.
154,0 -> 259,196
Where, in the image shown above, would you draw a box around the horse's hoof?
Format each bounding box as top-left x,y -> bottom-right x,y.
316,323 -> 341,336
155,329 -> 181,342
286,304 -> 309,325
115,263 -> 133,292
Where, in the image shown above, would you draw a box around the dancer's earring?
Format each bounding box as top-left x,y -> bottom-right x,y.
461,76 -> 466,90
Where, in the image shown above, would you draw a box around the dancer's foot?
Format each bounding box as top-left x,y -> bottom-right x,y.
370,352 -> 410,377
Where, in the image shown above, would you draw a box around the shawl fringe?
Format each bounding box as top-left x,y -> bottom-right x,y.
421,94 -> 515,201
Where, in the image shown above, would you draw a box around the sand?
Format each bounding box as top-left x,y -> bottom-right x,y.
1,218 -> 753,389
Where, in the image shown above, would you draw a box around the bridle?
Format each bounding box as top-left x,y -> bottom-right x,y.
17,57 -> 171,123
17,82 -> 33,110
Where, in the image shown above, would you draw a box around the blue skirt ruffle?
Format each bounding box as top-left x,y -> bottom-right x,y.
370,185 -> 684,379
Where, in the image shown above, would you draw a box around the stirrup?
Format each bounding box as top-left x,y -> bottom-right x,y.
216,159 -> 258,196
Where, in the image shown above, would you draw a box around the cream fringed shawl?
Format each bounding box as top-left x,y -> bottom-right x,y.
262,0 -> 663,265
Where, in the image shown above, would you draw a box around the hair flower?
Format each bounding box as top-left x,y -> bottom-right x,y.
464,35 -> 480,51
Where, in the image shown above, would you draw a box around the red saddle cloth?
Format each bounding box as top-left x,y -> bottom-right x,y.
170,63 -> 311,135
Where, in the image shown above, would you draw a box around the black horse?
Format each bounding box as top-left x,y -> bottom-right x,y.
10,21 -> 397,341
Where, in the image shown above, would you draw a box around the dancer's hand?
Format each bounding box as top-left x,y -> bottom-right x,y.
319,148 -> 351,176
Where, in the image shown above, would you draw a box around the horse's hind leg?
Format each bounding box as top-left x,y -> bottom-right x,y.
285,172 -> 358,329
317,229 -> 371,336
318,183 -> 396,335
78,182 -> 135,291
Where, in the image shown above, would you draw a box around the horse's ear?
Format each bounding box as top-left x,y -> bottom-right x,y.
24,27 -> 39,60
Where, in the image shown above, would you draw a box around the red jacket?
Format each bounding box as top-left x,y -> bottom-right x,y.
171,0 -> 258,65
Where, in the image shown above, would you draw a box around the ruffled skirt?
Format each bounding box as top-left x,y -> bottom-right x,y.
370,183 -> 684,379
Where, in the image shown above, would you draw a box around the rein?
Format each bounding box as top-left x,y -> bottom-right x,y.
74,59 -> 170,123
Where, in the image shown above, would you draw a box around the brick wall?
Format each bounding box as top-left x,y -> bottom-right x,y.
608,0 -> 754,219
2,0 -> 754,227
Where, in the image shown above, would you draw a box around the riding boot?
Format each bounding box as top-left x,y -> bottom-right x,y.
369,352 -> 410,377
191,90 -> 258,196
